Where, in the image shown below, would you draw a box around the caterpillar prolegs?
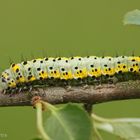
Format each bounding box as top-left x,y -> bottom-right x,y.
1,56 -> 140,93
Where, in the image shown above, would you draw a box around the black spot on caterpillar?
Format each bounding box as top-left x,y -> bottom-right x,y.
1,56 -> 140,93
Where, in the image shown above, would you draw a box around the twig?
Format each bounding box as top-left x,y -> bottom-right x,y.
0,80 -> 140,107
83,103 -> 93,114
35,102 -> 50,140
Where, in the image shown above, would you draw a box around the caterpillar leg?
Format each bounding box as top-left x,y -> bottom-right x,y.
29,86 -> 33,92
111,76 -> 118,84
2,89 -> 6,94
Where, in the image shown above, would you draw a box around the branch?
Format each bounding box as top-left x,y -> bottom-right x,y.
0,80 -> 140,107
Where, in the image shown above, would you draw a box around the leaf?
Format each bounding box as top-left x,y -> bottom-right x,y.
123,9 -> 140,25
93,115 -> 140,140
44,103 -> 93,140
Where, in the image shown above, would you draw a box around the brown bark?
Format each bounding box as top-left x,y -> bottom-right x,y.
0,80 -> 140,107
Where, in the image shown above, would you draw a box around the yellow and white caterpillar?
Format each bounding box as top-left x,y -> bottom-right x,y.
0,56 -> 140,92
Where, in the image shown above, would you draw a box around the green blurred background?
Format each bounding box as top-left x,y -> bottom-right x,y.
0,0 -> 140,139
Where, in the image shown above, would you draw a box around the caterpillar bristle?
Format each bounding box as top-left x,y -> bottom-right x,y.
8,56 -> 14,65
20,54 -> 26,62
115,51 -> 119,57
132,50 -> 135,56
30,53 -> 35,60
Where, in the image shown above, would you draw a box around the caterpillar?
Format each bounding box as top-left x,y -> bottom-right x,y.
0,56 -> 140,93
